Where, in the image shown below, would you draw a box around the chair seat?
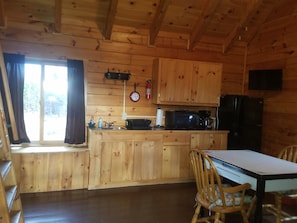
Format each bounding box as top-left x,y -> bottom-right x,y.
198,184 -> 254,208
217,192 -> 253,207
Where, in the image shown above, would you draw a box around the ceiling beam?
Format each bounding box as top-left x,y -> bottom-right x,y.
222,0 -> 263,53
188,0 -> 220,50
103,0 -> 119,40
55,0 -> 62,33
0,0 -> 6,27
245,0 -> 281,46
149,0 -> 170,46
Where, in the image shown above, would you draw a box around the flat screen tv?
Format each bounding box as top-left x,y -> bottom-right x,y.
248,69 -> 283,90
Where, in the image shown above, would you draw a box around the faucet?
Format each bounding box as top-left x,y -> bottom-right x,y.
104,121 -> 115,129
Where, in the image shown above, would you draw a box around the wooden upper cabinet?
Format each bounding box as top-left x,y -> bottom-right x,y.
152,58 -> 192,103
152,58 -> 222,106
191,62 -> 222,105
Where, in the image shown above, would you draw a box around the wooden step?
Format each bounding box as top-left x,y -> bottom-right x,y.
0,160 -> 12,179
10,210 -> 22,223
6,185 -> 18,211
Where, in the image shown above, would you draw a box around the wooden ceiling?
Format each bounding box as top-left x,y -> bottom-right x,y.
0,0 -> 296,53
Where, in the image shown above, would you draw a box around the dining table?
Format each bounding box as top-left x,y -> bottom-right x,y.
204,149 -> 297,223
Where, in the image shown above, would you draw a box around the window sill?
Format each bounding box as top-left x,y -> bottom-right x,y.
11,146 -> 89,154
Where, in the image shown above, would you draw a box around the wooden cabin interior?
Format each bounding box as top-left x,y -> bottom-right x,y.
0,0 -> 297,198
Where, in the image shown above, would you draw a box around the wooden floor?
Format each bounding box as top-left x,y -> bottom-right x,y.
21,182 -> 297,223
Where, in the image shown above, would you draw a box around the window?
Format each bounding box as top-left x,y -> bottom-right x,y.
24,59 -> 68,145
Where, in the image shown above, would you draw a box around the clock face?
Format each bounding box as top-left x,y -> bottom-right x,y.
130,91 -> 140,102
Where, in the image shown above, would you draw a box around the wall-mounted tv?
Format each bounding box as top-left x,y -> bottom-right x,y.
248,69 -> 283,90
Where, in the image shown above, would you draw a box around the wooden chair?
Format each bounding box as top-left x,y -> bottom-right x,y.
189,149 -> 256,223
263,145 -> 297,223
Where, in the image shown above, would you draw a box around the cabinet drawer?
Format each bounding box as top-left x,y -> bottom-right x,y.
163,132 -> 190,145
102,132 -> 133,141
190,132 -> 228,150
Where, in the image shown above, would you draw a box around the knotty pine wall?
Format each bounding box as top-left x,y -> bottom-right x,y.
2,23 -> 247,192
0,25 -> 247,128
246,11 -> 297,157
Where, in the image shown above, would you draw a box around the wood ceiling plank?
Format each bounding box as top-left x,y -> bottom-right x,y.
245,0 -> 297,45
188,0 -> 220,50
222,0 -> 270,53
5,1 -> 54,20
2,0 -> 294,52
103,0 -> 119,40
0,0 -> 6,27
149,0 -> 170,45
55,0 -> 62,33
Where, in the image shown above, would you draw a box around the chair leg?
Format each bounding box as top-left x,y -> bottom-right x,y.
241,209 -> 249,223
275,194 -> 282,223
192,204 -> 202,223
214,212 -> 221,223
221,213 -> 225,223
247,195 -> 257,219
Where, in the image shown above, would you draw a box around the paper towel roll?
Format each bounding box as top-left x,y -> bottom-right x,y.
156,108 -> 163,126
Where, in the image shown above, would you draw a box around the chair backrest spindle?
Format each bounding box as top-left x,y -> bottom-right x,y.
278,145 -> 297,163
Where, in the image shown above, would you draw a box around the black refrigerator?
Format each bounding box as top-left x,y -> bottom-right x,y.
217,95 -> 263,151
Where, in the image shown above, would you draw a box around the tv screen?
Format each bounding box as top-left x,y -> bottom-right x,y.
248,69 -> 283,90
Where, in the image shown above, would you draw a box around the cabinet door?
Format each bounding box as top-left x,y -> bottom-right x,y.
162,131 -> 191,179
190,132 -> 228,150
157,59 -> 192,103
162,145 -> 191,179
133,134 -> 163,180
89,132 -> 135,188
191,62 -> 222,105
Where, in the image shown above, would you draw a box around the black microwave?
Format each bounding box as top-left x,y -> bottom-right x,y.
165,110 -> 204,130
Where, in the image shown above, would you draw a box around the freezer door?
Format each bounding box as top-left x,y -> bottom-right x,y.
217,95 -> 247,131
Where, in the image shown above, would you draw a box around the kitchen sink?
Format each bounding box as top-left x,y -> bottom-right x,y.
101,126 -> 126,130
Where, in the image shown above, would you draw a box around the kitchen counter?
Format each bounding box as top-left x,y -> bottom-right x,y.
90,127 -> 227,132
88,129 -> 228,189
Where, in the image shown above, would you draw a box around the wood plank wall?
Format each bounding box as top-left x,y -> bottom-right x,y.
1,13 -> 247,192
0,24 -> 246,128
246,10 -> 297,157
2,19 -> 247,192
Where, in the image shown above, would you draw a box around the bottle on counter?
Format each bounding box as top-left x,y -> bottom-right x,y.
88,116 -> 96,129
98,117 -> 103,128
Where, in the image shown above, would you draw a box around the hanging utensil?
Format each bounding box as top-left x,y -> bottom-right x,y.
129,83 -> 140,102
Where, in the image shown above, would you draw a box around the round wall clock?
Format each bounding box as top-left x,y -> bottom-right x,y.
130,83 -> 140,102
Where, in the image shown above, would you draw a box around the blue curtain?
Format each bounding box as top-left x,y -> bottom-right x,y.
64,59 -> 85,144
1,53 -> 30,143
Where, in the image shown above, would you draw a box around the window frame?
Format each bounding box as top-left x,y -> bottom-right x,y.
24,58 -> 68,146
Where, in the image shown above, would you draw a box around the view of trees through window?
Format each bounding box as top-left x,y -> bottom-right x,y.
24,61 -> 67,144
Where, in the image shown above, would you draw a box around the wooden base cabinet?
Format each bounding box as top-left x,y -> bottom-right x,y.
88,130 -> 228,189
88,131 -> 163,189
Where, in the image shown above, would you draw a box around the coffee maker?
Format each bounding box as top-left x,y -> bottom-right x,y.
198,110 -> 212,130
